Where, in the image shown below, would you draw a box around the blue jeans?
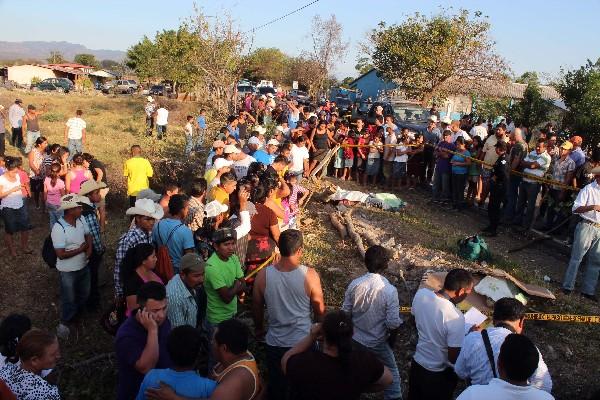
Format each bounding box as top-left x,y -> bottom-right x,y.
513,181 -> 541,228
47,203 -> 63,230
25,130 -> 40,153
59,266 -> 91,322
157,125 -> 167,139
68,139 -> 83,159
355,340 -> 402,399
197,128 -> 206,149
432,169 -> 451,201
563,221 -> 600,295
203,320 -> 219,372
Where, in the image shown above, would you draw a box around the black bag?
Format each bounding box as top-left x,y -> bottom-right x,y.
42,222 -> 66,269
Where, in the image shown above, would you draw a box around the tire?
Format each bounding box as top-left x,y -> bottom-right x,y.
56,87 -> 65,93
128,88 -> 134,94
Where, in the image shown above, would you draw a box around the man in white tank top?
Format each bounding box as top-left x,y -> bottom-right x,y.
252,229 -> 324,400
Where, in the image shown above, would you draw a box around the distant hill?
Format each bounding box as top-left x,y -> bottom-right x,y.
0,41 -> 126,63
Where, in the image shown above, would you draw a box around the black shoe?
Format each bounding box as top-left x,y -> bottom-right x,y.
562,288 -> 572,295
581,293 -> 599,302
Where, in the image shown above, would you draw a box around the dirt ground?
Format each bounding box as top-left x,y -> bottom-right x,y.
0,89 -> 598,399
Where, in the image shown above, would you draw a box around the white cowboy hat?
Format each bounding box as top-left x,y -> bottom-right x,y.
126,198 -> 164,219
136,189 -> 162,202
441,116 -> 452,125
59,194 -> 85,211
204,200 -> 228,218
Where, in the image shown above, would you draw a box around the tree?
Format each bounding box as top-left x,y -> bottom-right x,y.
511,81 -> 553,129
74,54 -> 99,67
367,9 -> 508,104
126,36 -> 160,81
515,71 -> 540,85
244,47 -> 290,83
285,56 -> 323,96
340,76 -> 355,88
309,14 -> 349,95
100,59 -> 120,69
472,97 -> 511,121
557,59 -> 600,146
355,56 -> 373,75
47,51 -> 66,64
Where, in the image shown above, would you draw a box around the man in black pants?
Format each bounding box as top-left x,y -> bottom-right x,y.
483,141 -> 509,236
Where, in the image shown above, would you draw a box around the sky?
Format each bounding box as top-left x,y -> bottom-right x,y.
1,0 -> 599,81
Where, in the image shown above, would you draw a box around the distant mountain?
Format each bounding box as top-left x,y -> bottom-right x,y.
0,41 -> 126,62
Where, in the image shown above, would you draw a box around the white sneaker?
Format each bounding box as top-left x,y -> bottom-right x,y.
57,323 -> 70,340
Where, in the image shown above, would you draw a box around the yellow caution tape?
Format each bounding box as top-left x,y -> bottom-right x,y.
399,306 -> 600,324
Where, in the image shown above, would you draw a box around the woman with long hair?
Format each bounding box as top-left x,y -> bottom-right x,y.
0,157 -> 32,257
65,153 -> 92,194
282,310 -> 393,399
120,243 -> 163,315
28,136 -> 48,210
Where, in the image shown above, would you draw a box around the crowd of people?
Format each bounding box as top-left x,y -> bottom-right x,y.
0,92 -> 599,400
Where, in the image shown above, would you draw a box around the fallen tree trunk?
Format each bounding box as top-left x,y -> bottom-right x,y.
329,212 -> 347,239
343,209 -> 366,258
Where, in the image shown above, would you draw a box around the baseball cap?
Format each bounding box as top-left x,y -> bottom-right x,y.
441,116 -> 452,125
212,140 -> 225,149
570,135 -> 583,145
267,139 -> 280,146
248,136 -> 260,146
560,141 -> 574,150
224,144 -> 241,154
180,253 -> 205,273
429,115 -> 438,123
213,158 -> 233,170
212,227 -> 236,244
204,200 -> 228,218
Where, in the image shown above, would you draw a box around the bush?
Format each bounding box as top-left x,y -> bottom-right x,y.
41,112 -> 65,122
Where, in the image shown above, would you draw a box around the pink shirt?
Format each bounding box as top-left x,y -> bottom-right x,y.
44,177 -> 65,206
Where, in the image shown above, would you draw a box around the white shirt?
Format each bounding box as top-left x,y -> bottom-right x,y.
51,217 -> 90,272
65,117 -> 86,140
383,133 -> 397,161
8,104 -> 25,128
457,378 -> 554,400
411,288 -> 465,372
0,174 -> 23,209
342,273 -> 402,347
232,154 -> 256,179
156,108 -> 169,126
523,150 -> 551,182
394,145 -> 409,163
455,327 -> 552,392
470,124 -> 488,140
184,122 -> 193,136
290,144 -> 309,172
573,180 -> 600,224
452,129 -> 471,143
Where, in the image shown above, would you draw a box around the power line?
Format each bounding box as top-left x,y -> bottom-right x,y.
246,0 -> 320,33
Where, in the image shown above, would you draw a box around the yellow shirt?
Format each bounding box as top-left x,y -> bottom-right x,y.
123,156 -> 153,196
204,168 -> 218,184
208,186 -> 229,205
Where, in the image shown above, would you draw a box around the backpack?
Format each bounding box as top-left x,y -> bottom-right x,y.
42,221 -> 66,269
457,235 -> 490,262
154,221 -> 183,282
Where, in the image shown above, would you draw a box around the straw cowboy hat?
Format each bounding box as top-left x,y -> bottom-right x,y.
126,198 -> 164,219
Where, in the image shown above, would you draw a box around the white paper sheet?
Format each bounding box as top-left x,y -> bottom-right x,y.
464,306 -> 488,335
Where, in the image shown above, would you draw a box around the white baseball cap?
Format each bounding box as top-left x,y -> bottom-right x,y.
248,136 -> 261,145
223,144 -> 241,154
213,158 -> 233,170
428,115 -> 438,123
204,200 -> 229,218
267,139 -> 280,146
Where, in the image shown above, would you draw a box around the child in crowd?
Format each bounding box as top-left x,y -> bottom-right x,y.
281,171 -> 309,229
393,131 -> 410,190
450,136 -> 471,209
184,115 -> 195,156
466,135 -> 483,206
366,132 -> 384,187
333,131 -> 346,179
340,132 -> 355,181
158,181 -> 180,216
43,163 -> 66,229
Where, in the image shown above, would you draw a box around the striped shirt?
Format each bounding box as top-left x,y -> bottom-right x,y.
166,274 -> 199,328
114,226 -> 153,296
342,273 -> 402,348
455,326 -> 552,392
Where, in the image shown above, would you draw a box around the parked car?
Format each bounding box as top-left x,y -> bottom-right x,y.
112,79 -> 138,94
237,84 -> 255,98
150,84 -> 170,96
36,78 -> 74,93
258,86 -> 276,96
290,89 -> 310,104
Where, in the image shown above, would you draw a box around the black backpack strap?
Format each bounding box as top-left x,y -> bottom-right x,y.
481,329 -> 497,378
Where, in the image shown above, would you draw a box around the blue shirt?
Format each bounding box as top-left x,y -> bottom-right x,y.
451,150 -> 471,174
152,219 -> 195,272
253,149 -> 276,165
570,147 -> 585,168
136,369 -> 217,400
227,125 -> 239,141
197,115 -> 206,129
